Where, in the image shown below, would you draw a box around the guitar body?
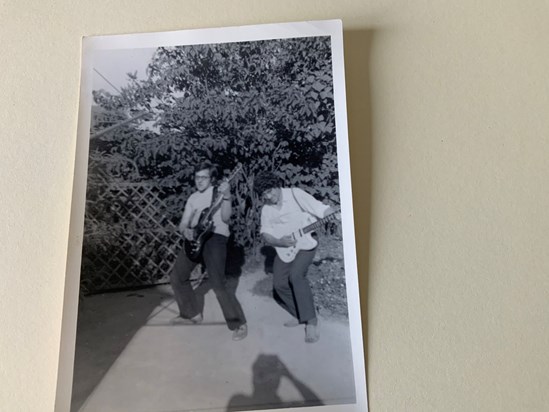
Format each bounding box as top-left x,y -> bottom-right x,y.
272,212 -> 319,263
184,209 -> 214,261
181,164 -> 242,261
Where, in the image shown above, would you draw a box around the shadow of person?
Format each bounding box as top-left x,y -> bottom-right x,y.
260,245 -> 276,274
225,236 -> 246,299
226,235 -> 246,278
226,354 -> 324,411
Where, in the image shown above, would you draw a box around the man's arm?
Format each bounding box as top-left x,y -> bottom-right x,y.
323,206 -> 338,217
178,201 -> 195,240
293,187 -> 330,218
262,232 -> 296,248
259,206 -> 295,247
218,181 -> 232,223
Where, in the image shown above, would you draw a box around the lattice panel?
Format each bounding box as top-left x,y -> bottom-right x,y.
81,181 -> 184,295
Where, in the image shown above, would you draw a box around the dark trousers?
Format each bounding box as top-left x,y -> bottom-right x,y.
272,248 -> 317,323
170,233 -> 246,330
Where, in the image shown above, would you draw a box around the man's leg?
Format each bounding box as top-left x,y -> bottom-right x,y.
202,234 -> 246,331
272,256 -> 298,319
287,249 -> 317,323
170,248 -> 200,319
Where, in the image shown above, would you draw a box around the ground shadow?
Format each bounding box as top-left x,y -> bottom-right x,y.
70,286 -> 173,412
225,236 -> 247,297
70,239 -> 246,411
70,244 -> 246,412
226,235 -> 247,278
226,354 -> 324,411
259,245 -> 276,274
343,28 -> 374,381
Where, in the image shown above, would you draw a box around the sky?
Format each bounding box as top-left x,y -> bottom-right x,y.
92,47 -> 157,93
91,47 -> 160,132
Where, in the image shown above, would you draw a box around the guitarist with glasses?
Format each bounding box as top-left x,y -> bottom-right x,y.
254,171 -> 339,343
170,161 -> 248,341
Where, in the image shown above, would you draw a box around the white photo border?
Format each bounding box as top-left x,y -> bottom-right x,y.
57,19 -> 367,412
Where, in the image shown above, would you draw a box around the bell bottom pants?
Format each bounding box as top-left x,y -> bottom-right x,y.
272,248 -> 317,323
170,234 -> 246,330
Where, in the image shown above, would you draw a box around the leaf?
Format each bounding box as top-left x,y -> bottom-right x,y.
312,81 -> 323,92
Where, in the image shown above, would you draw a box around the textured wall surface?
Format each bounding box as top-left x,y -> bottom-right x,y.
1,1 -> 548,411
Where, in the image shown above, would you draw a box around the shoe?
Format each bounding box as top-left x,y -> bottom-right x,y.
232,323 -> 248,341
283,318 -> 300,327
305,323 -> 319,343
171,313 -> 203,325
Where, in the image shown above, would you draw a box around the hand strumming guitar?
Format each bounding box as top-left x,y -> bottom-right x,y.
278,235 -> 297,247
183,227 -> 195,241
262,233 -> 297,248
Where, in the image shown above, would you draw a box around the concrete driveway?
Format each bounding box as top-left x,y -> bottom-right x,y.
72,267 -> 357,412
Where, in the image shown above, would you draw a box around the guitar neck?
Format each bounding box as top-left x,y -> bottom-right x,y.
302,211 -> 339,234
202,164 -> 242,218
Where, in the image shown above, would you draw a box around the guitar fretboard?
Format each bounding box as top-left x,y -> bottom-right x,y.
203,164 -> 242,219
302,211 -> 339,234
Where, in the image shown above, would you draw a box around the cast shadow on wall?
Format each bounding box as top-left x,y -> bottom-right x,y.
343,28 -> 374,371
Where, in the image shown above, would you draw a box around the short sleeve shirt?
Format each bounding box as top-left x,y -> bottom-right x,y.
260,187 -> 329,237
184,186 -> 230,237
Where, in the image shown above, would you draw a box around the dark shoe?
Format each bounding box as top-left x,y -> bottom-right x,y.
283,318 -> 300,327
171,313 -> 203,325
232,323 -> 248,341
305,323 -> 319,343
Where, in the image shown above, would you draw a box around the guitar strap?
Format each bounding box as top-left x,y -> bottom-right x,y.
290,188 -> 307,214
290,188 -> 320,249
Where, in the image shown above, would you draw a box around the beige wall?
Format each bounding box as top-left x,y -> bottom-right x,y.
1,1 -> 548,411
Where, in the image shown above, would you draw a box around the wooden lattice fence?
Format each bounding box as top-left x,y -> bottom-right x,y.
80,180 -> 184,295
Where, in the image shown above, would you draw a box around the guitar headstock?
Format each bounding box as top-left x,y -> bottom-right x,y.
224,163 -> 243,183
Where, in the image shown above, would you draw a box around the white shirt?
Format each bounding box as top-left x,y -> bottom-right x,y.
260,188 -> 329,238
183,186 -> 230,237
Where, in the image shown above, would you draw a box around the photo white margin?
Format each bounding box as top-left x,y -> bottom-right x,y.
56,19 -> 368,412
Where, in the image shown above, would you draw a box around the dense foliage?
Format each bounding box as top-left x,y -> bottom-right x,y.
91,36 -> 339,252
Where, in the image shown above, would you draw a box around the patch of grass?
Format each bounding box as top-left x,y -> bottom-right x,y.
309,236 -> 349,320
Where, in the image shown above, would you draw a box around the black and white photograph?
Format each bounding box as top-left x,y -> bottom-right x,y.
67,20 -> 366,412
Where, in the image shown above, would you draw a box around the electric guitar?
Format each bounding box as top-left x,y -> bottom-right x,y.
272,208 -> 340,263
184,164 -> 242,261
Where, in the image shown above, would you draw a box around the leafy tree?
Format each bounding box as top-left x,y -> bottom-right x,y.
91,36 -> 339,252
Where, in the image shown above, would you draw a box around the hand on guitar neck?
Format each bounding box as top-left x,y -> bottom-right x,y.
217,180 -> 232,224
323,206 -> 340,220
217,180 -> 231,200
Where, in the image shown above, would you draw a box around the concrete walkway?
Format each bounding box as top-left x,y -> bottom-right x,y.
74,267 -> 357,412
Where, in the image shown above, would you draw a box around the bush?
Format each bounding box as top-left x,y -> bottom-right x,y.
90,37 -> 338,254
308,236 -> 349,320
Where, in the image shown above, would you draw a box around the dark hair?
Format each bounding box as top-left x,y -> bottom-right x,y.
254,171 -> 282,196
194,161 -> 219,181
